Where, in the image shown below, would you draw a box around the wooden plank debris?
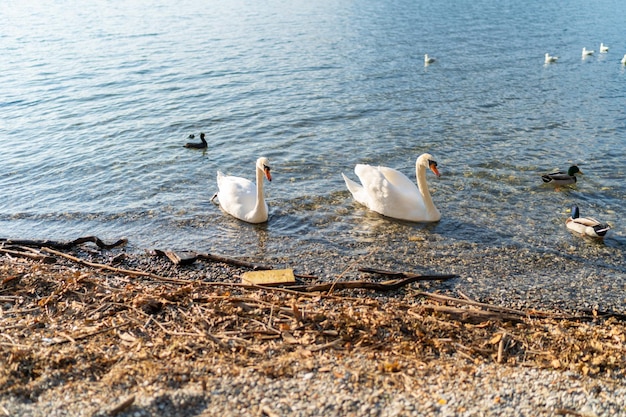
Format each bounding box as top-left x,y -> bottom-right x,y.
163,250 -> 197,266
242,269 -> 296,286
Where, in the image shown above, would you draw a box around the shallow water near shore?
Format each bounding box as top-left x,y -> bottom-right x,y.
1,1 -> 625,310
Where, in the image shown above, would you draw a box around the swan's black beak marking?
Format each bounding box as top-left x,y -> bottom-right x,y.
428,160 -> 441,178
264,165 -> 272,182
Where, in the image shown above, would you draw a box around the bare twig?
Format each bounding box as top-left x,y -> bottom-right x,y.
108,395 -> 135,416
50,321 -> 131,345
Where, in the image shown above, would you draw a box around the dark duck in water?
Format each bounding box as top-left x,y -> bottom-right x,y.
541,165 -> 582,186
184,133 -> 207,149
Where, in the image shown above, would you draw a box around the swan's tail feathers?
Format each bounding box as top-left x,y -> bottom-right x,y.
342,173 -> 370,208
342,173 -> 360,195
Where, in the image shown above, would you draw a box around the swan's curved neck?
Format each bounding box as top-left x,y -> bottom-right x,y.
416,164 -> 437,215
254,165 -> 267,218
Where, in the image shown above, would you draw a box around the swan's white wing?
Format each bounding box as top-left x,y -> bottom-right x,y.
216,171 -> 257,221
375,165 -> 420,193
352,164 -> 423,219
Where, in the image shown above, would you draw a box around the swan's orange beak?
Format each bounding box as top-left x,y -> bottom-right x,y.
264,166 -> 272,182
429,161 -> 441,178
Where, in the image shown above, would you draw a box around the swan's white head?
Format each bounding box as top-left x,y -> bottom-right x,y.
417,153 -> 441,177
256,157 -> 272,182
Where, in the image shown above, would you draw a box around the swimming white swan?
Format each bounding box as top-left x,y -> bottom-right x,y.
424,54 -> 436,65
545,53 -> 558,63
621,54 -> 626,65
213,157 -> 272,223
341,153 -> 441,222
582,47 -> 594,58
600,43 -> 609,53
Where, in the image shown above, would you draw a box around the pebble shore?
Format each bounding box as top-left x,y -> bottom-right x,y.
1,247 -> 625,417
4,357 -> 626,417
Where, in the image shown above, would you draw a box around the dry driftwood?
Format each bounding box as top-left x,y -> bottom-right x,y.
41,247 -> 195,285
413,291 -> 587,321
288,274 -> 458,293
0,246 -> 57,263
0,236 -> 127,250
153,249 -> 273,270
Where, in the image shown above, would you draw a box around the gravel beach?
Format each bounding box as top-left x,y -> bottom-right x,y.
1,243 -> 625,417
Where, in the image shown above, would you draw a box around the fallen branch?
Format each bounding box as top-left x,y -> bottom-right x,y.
420,304 -> 524,324
308,338 -> 344,352
288,274 -> 457,293
0,247 -> 56,263
41,247 -> 194,285
414,291 -> 582,320
152,249 -> 273,270
197,252 -> 273,270
1,236 -> 127,250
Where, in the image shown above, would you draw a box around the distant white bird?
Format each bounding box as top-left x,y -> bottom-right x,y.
424,54 -> 436,65
621,54 -> 626,65
600,43 -> 609,53
582,47 -> 594,58
545,53 -> 558,64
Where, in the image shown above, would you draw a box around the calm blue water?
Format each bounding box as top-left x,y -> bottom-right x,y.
1,0 -> 625,305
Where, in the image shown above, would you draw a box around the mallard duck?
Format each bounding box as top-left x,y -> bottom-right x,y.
545,53 -> 558,64
184,133 -> 207,149
566,205 -> 610,238
541,165 -> 583,186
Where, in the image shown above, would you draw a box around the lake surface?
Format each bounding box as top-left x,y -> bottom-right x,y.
1,0 -> 625,309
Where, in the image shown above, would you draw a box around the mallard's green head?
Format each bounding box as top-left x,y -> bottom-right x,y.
567,165 -> 582,176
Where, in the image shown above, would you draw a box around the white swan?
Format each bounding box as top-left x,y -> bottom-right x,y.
341,153 -> 441,222
424,54 -> 436,65
600,43 -> 609,53
621,54 -> 626,65
213,157 -> 272,223
582,47 -> 594,58
545,53 -> 558,64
